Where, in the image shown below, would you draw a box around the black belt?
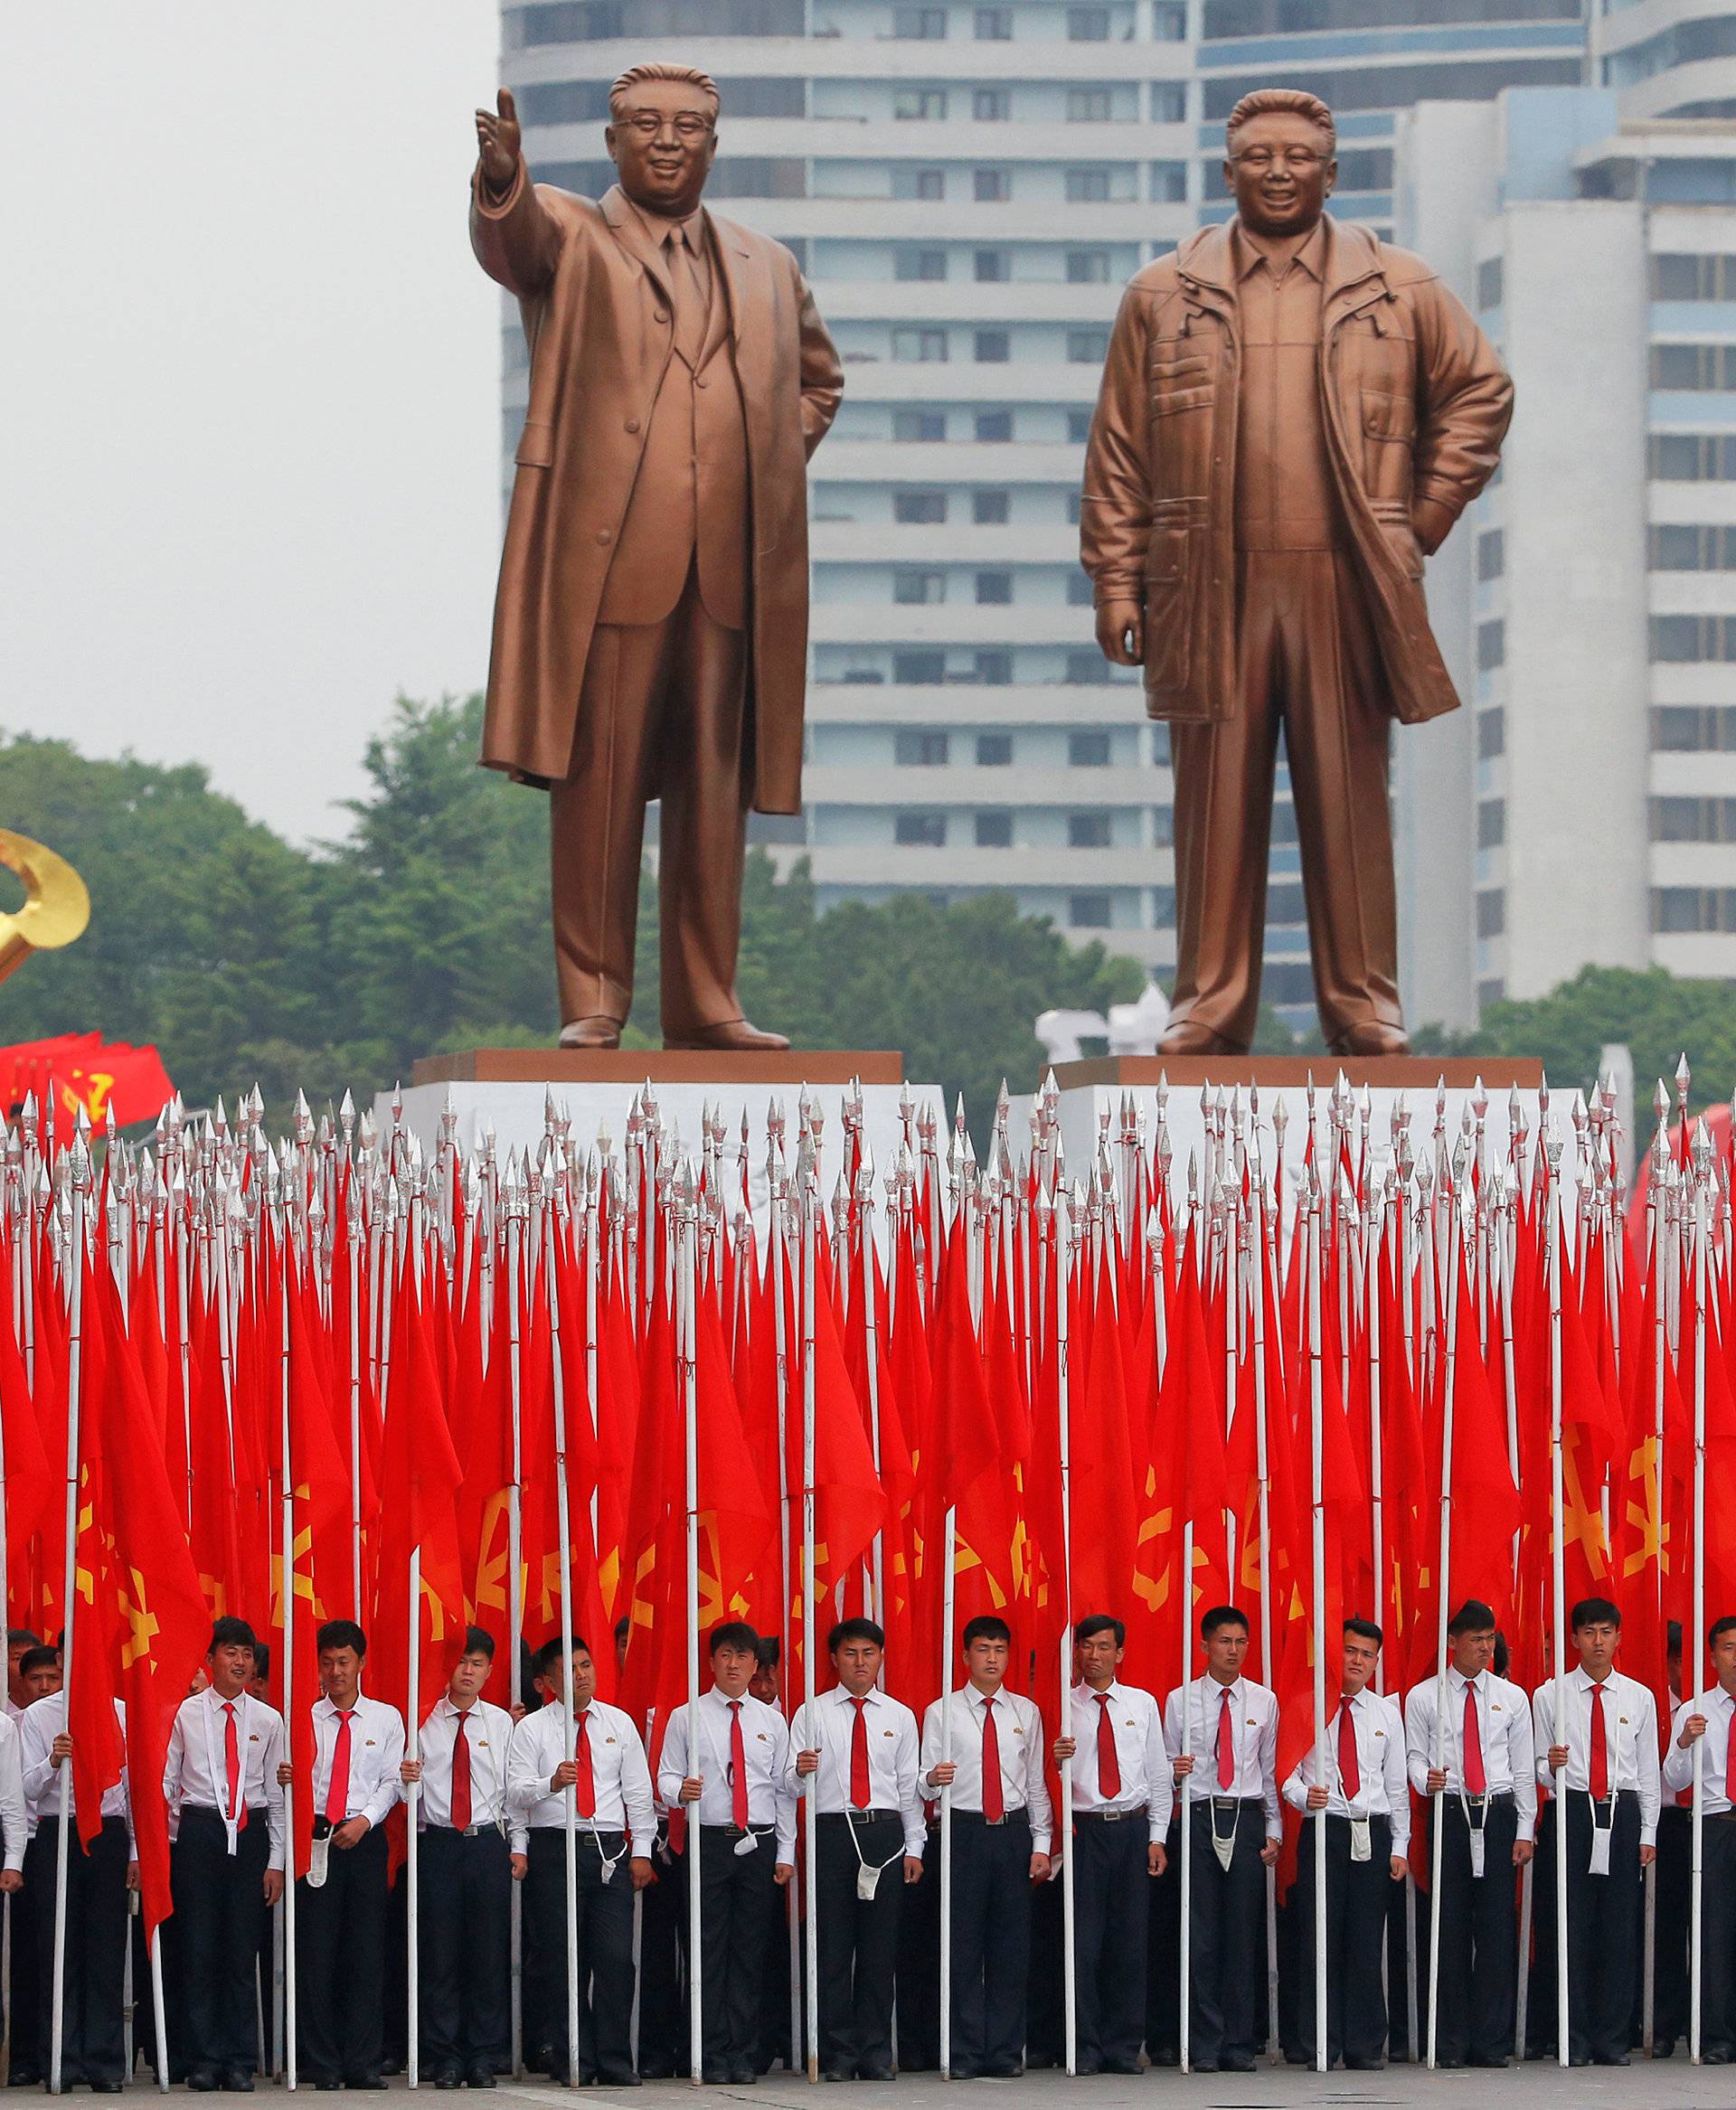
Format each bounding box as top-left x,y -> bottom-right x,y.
818,1809 -> 899,1826
1074,1808 -> 1141,1825
704,1823 -> 775,1841
426,1823 -> 500,1839
953,1809 -> 1030,1830
1204,1796 -> 1265,1813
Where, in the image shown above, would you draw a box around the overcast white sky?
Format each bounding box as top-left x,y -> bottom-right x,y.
2,4 -> 507,846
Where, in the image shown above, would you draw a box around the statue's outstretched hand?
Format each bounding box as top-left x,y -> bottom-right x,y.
476,88 -> 522,192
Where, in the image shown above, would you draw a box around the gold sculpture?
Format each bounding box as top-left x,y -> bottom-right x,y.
0,830 -> 91,985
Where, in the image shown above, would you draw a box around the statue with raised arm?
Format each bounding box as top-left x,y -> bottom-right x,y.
1081,88 -> 1512,1058
471,68 -> 843,1051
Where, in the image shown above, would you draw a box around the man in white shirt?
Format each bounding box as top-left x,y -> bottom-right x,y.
660,1621 -> 796,2084
286,1618 -> 406,2089
400,1625 -> 519,2088
1404,1596 -> 1535,2068
1281,1616 -> 1408,2069
921,1613 -> 1052,2079
19,1684 -> 136,2090
9,1642 -> 62,2088
1049,1613 -> 1169,2075
1532,1595 -> 1660,2068
163,1618 -> 286,2091
508,1633 -> 654,2086
1664,1612 -> 1736,2062
789,1616 -> 925,2081
1163,1604 -> 1279,2075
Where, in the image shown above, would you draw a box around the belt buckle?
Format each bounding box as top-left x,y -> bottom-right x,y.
984,1813 -> 1006,1828
1099,1809 -> 1123,1823
1211,1796 -> 1237,1813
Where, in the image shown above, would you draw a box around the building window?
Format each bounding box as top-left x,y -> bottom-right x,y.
1067,89 -> 1113,123
1650,433 -> 1736,479
893,651 -> 946,684
1651,796 -> 1736,841
1066,491 -> 1083,525
1065,167 -> 1113,203
975,811 -> 1013,847
1652,252 -> 1736,299
976,410 -> 1014,442
1263,881 -> 1303,923
1653,343 -> 1736,390
975,248 -> 1009,283
1151,724 -> 1170,765
1476,890 -> 1505,938
976,650 -> 1013,684
1477,529 -> 1505,581
976,570 -> 1013,605
895,247 -> 948,282
1151,82 -> 1186,120
895,166 -> 946,202
1069,730 -> 1112,766
895,810 -> 948,846
1066,573 -> 1092,605
976,732 -> 1013,765
973,87 -> 1010,121
1477,798 -> 1505,850
893,5 -> 948,33
974,167 -> 1010,202
1068,5 -> 1110,37
894,730 -> 950,765
1070,892 -> 1114,927
1067,410 -> 1093,442
1653,704 -> 1736,750
974,5 -> 1013,35
1067,650 -> 1111,683
973,488 -> 1010,524
895,89 -> 948,120
1067,249 -> 1112,284
893,410 -> 946,442
975,329 -> 1011,363
894,490 -> 948,523
1650,523 -> 1736,569
1069,810 -> 1112,847
1476,619 -> 1505,670
1653,887 -> 1736,932
1651,614 -> 1736,662
1150,161 -> 1188,203
1477,707 -> 1505,759
892,326 -> 948,362
1476,255 -> 1505,311
1153,1 -> 1185,34
1068,328 -> 1110,363
894,570 -> 947,605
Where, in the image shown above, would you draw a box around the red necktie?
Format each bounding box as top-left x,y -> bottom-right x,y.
1462,1684 -> 1486,1795
325,1709 -> 354,1824
729,1700 -> 750,1829
1095,1693 -> 1122,1801
451,1710 -> 473,1831
1215,1689 -> 1235,1792
1590,1681 -> 1609,1800
849,1697 -> 872,1810
222,1700 -> 247,1831
981,1698 -> 1005,1822
1336,1700 -> 1361,1802
575,1708 -> 596,1820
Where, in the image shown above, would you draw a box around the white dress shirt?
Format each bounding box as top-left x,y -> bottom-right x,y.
1533,1668 -> 1662,1844
1281,1688 -> 1410,1851
1403,1668 -> 1538,1842
19,1694 -> 132,1839
1065,1680 -> 1173,1840
0,1716 -> 29,1871
307,1693 -> 405,1831
508,1699 -> 656,1853
417,1694 -> 518,1841
1663,1684 -> 1736,1812
164,1686 -> 288,1870
1163,1676 -> 1281,1833
920,1684 -> 1054,1854
787,1686 -> 926,1857
657,1688 -> 797,1860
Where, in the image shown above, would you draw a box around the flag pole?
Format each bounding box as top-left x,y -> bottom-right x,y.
1423,1162 -> 1452,2074
800,1154 -> 821,2085
505,1169 -> 526,2077
1177,1516 -> 1194,2078
49,1138 -> 89,2099
543,1159 -> 581,2091
1691,1126 -> 1709,2065
677,1164 -> 704,2089
767,1118 -> 802,2068
1056,1184 -> 1077,2081
1306,1172 -> 1328,2076
938,1501 -> 957,2082
1544,1125 -> 1569,2070
280,1228 -> 300,2093
1248,1163 -> 1280,2059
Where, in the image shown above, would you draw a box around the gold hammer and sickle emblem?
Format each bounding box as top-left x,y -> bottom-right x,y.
0,830 -> 90,986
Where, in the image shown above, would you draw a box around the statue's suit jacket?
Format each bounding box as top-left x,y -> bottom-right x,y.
472,172 -> 844,809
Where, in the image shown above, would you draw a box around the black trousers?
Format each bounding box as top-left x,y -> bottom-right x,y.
1071,1813 -> 1149,2068
296,1820 -> 390,2083
1184,1800 -> 1266,2067
676,1825 -> 778,2075
1700,1813 -> 1736,2057
1291,1813 -> 1392,2066
893,1822 -> 941,2071
814,1813 -> 904,2077
948,1812 -> 1032,2074
172,1807 -> 269,2074
524,1828 -> 637,2082
1533,1792 -> 1643,2065
418,1826 -> 511,2074
33,1816 -> 128,2087
636,1840 -> 687,2077
1653,1803 -> 1691,2047
1427,1794 -> 1517,2065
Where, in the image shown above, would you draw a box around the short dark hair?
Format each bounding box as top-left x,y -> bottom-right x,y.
1571,1597 -> 1621,1632
462,1626 -> 496,1661
1343,1617 -> 1382,1648
316,1620 -> 367,1658
614,1615 -> 631,1643
963,1615 -> 1012,1649
1201,1605 -> 1249,1641
711,1621 -> 760,1659
755,1635 -> 780,1670
829,1618 -> 885,1653
209,1617 -> 258,1655
533,1635 -> 591,1680
250,1641 -> 271,1680
18,1645 -> 58,1678
1448,1599 -> 1496,1638
1668,1620 -> 1685,1657
1710,1615 -> 1736,1648
6,1629 -> 40,1650
1074,1615 -> 1126,1649
1492,1633 -> 1510,1679
1225,87 -> 1335,154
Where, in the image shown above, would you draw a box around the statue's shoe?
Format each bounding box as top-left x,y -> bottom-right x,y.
1326,1022 -> 1411,1057
665,1018 -> 791,1053
558,1015 -> 623,1050
1157,1021 -> 1247,1057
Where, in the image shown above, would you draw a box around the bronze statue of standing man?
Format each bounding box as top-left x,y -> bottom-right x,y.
1082,89 -> 1512,1057
472,67 -> 843,1050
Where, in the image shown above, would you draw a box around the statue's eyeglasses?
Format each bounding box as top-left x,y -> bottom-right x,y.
619,111 -> 715,140
1229,146 -> 1330,172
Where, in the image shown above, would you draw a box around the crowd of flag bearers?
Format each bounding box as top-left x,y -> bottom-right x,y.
0,1586 -> 1729,2086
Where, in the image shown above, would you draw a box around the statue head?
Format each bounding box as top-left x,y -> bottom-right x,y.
1222,88 -> 1336,241
607,62 -> 720,221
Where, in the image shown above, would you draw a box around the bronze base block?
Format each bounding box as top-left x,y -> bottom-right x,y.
411,1048 -> 905,1089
